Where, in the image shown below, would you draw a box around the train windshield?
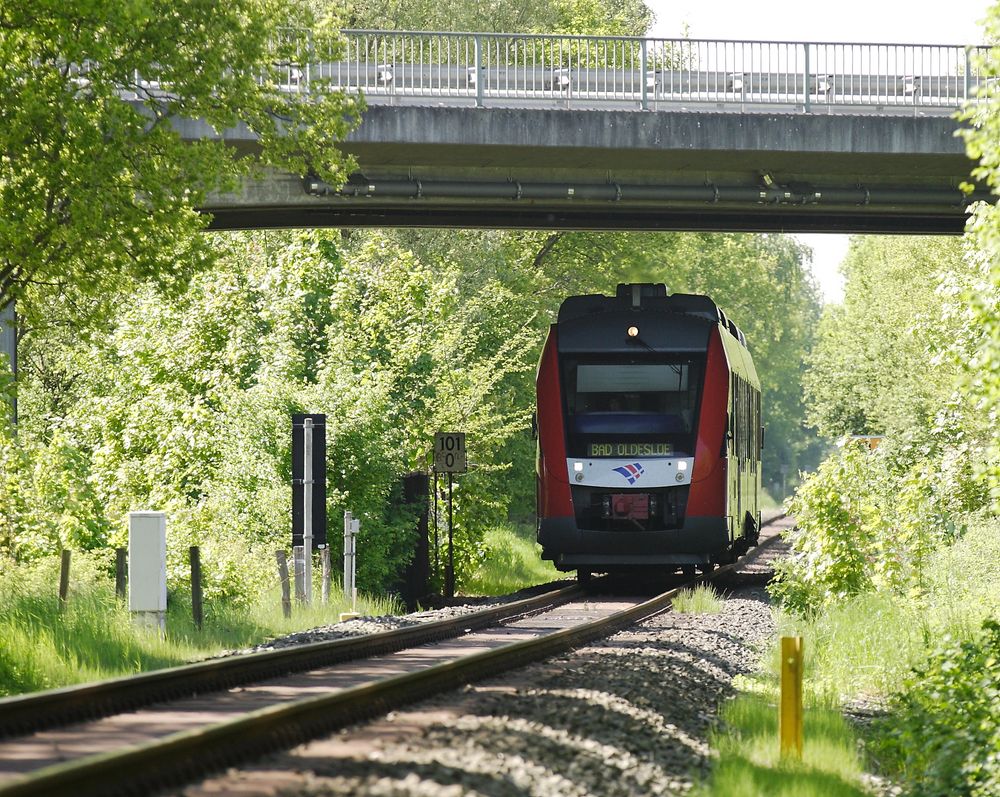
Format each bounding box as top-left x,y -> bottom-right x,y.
562,357 -> 704,458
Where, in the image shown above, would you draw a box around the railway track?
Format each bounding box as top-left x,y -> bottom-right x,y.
0,581 -> 582,739
0,520 -> 786,797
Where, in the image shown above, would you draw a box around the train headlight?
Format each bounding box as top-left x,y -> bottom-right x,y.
627,326 -> 640,338
678,461 -> 688,471
574,461 -> 584,472
676,472 -> 685,482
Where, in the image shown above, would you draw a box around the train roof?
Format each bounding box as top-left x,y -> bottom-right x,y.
558,284 -> 747,347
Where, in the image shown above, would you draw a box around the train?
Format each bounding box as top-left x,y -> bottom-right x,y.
535,283 -> 762,580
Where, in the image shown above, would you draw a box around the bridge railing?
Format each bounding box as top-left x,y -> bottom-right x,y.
269,30 -> 989,113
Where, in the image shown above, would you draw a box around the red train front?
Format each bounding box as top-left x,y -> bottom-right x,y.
536,284 -> 762,578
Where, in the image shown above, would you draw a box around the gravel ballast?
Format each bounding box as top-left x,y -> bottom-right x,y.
184,529 -> 790,797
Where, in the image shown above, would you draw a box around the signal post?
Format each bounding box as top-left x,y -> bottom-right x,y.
433,432 -> 466,599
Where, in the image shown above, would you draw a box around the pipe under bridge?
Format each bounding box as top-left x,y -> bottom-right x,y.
191,32 -> 991,233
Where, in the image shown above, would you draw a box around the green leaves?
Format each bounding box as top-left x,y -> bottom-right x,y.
772,439 -> 986,614
956,8 -> 1000,507
874,619 -> 1000,797
0,0 -> 359,325
342,0 -> 651,36
803,236 -> 971,442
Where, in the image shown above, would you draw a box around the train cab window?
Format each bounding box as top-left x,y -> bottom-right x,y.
562,358 -> 704,457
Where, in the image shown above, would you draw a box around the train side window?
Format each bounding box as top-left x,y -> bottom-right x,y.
741,378 -> 746,461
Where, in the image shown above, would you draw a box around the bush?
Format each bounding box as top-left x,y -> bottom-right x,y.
873,619 -> 1000,797
771,440 -> 985,614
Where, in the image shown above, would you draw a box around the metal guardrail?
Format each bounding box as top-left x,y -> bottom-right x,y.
266,30 -> 989,113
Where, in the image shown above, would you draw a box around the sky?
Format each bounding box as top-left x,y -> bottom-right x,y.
644,0 -> 993,303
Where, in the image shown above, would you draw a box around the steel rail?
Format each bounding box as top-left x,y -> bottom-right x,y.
0,582 -> 581,738
0,534 -> 785,797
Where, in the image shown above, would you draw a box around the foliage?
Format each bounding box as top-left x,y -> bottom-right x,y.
462,523 -> 562,596
779,232 -> 991,612
772,441 -> 984,613
0,0 -> 360,322
8,224 -> 822,597
0,429 -> 111,558
706,514 -> 1000,796
8,229 -> 548,592
803,236 -> 970,440
344,0 -> 653,36
872,620 -> 1000,797
1,0 -> 823,608
958,3 -> 1000,506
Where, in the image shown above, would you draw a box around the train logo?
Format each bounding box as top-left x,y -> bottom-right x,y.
613,463 -> 645,485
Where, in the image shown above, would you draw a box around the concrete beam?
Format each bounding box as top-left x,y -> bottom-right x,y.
184,104 -> 980,233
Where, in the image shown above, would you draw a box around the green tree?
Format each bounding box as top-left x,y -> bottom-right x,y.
344,0 -> 652,35
0,0 -> 360,322
803,236 -> 967,441
959,1 -> 1000,505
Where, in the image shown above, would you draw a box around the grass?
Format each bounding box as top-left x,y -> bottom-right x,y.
1,520 -> 566,695
463,523 -> 562,595
704,690 -> 869,797
699,645 -> 871,796
0,551 -> 400,697
672,583 -> 725,614
778,513 -> 1000,698
700,513 -> 1000,796
759,487 -> 783,511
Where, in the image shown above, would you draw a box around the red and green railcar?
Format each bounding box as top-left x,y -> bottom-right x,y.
536,284 -> 762,580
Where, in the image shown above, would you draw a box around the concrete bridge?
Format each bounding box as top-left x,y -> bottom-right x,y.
193,32 -> 990,234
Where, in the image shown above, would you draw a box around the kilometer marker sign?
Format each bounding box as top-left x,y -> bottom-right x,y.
433,432 -> 467,473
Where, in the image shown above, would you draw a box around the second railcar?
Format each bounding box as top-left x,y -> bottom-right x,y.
536,283 -> 762,577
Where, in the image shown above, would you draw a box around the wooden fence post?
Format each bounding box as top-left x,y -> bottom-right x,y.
276,550 -> 292,618
58,549 -> 71,606
189,546 -> 203,631
115,547 -> 127,600
321,546 -> 331,605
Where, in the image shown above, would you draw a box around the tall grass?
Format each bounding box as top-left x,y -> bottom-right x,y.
778,513 -> 1000,698
704,690 -> 868,797
672,584 -> 724,614
699,639 -> 871,796
701,513 -> 1000,795
464,523 -> 562,595
0,551 -> 399,697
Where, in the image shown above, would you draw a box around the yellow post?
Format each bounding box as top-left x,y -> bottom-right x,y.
779,635 -> 804,759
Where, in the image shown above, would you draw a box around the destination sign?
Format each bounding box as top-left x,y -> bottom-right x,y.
587,442 -> 672,457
